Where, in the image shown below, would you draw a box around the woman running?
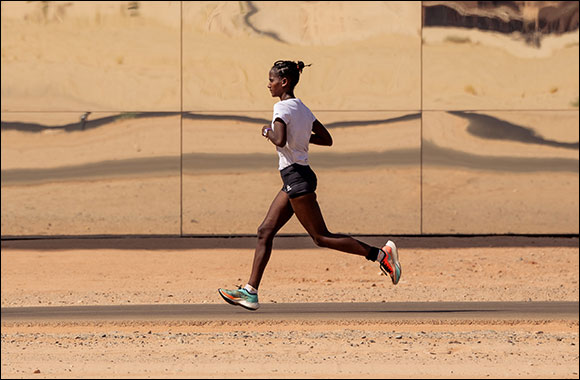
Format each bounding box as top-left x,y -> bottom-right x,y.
218,60 -> 401,310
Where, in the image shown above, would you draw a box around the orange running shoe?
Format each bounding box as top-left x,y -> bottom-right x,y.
379,240 -> 401,285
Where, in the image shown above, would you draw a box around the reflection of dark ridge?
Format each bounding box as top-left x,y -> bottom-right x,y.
183,150 -> 420,173
182,113 -> 421,128
244,1 -> 286,43
1,112 -> 180,133
0,150 -> 418,186
424,3 -> 523,34
423,140 -> 579,173
3,145 -> 578,187
449,111 -> 579,150
182,113 -> 269,125
326,113 -> 421,128
1,156 -> 181,186
423,1 -> 579,35
1,112 -> 418,133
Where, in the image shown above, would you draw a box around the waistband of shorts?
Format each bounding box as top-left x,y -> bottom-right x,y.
280,163 -> 310,173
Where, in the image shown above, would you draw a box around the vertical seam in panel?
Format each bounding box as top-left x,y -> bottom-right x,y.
180,1 -> 184,237
420,1 -> 424,235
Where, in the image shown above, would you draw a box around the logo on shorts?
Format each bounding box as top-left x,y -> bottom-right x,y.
286,185 -> 292,192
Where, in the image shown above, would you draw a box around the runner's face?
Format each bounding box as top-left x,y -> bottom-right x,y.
268,69 -> 285,97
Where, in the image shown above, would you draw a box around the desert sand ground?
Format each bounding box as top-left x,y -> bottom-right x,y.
1,237 -> 578,378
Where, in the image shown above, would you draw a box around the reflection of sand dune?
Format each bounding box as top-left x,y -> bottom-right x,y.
185,1 -> 420,46
0,149 -> 419,186
4,145 -> 578,187
4,143 -> 577,187
0,1 -> 178,26
1,1 -> 422,112
244,1 -> 420,46
1,2 -> 181,112
3,109 -> 577,187
0,116 -> 181,170
422,28 -> 578,108
422,26 -> 579,59
423,140 -> 578,173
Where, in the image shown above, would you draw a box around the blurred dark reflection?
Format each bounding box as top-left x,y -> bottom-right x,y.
423,1 -> 579,38
422,110 -> 579,234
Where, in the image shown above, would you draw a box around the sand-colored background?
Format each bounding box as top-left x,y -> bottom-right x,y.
422,27 -> 579,110
1,2 -> 579,378
2,109 -> 578,235
2,1 -> 578,237
2,2 -> 577,111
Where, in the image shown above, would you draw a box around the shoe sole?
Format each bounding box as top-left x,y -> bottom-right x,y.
384,240 -> 401,285
218,289 -> 260,311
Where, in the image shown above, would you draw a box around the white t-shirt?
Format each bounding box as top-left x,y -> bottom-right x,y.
271,98 -> 316,170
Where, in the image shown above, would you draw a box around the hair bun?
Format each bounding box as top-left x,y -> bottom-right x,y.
296,61 -> 311,73
297,61 -> 305,72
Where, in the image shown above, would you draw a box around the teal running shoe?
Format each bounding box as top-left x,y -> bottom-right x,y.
380,240 -> 401,285
218,287 -> 260,310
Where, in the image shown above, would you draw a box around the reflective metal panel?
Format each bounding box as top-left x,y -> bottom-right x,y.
182,1 -> 421,111
422,1 -> 580,110
0,1 -> 180,112
422,111 -> 579,234
1,112 -> 181,235
182,111 -> 421,235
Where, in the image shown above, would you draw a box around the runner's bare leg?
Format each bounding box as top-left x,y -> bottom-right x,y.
248,190 -> 294,289
290,192 -> 372,257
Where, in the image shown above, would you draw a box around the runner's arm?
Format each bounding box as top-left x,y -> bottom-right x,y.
262,118 -> 287,147
310,119 -> 333,146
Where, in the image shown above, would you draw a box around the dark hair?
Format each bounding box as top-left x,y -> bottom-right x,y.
271,60 -> 311,89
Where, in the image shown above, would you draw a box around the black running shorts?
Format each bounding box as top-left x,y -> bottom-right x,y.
280,163 -> 317,199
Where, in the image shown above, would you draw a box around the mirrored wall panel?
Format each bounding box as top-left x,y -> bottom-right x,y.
182,1 -> 421,111
182,111 -> 421,235
422,111 -> 579,234
0,1 -> 180,112
1,112 -> 181,235
422,1 -> 579,110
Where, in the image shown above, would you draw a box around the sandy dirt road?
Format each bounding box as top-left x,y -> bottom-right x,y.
1,236 -> 579,378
